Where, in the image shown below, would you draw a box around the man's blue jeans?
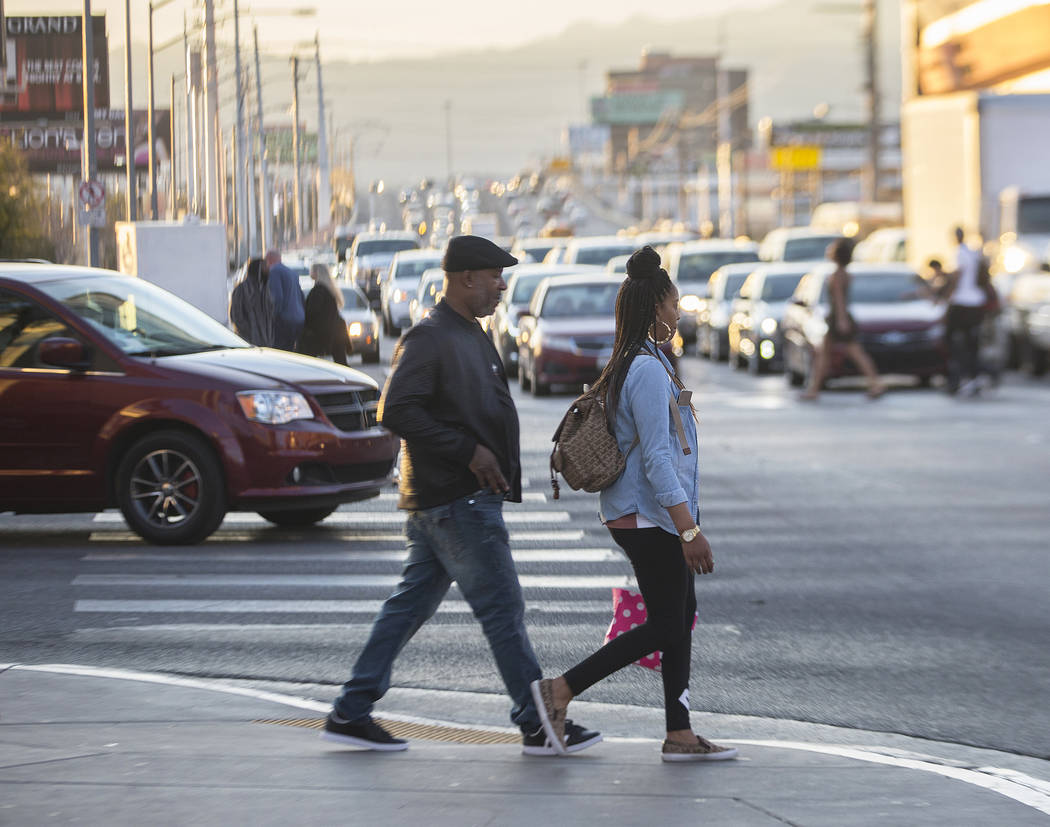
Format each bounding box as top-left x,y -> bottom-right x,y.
333,490 -> 542,731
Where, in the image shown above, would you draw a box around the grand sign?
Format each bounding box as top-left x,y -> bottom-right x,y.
1,15 -> 110,115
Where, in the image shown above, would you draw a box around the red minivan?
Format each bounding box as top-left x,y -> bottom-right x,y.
0,263 -> 398,545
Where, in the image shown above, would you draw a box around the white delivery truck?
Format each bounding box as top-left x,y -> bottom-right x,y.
115,221 -> 230,324
900,92 -> 1050,271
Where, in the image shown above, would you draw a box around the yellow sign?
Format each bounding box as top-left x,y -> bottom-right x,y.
770,145 -> 822,171
548,156 -> 572,172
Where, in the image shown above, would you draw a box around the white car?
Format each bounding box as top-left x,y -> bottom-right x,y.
409,268 -> 446,326
558,235 -> 638,268
379,249 -> 444,335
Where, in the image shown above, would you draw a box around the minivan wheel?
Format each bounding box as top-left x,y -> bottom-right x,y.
258,506 -> 337,526
116,430 -> 226,545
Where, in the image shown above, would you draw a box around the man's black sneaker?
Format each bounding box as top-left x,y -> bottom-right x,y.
320,713 -> 408,751
522,719 -> 602,756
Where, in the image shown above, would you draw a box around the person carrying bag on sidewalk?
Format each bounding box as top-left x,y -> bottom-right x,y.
531,246 -> 738,763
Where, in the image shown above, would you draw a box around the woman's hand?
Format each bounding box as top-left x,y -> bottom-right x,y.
682,531 -> 713,575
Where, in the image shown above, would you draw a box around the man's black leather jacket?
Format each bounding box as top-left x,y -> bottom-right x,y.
378,300 -> 521,510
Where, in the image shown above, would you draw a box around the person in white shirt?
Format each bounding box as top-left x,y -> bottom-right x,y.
945,227 -> 987,395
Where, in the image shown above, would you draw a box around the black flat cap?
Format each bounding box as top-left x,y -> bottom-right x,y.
442,235 -> 518,272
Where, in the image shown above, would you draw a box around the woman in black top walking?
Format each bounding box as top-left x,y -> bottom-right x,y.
299,263 -> 350,365
801,238 -> 886,400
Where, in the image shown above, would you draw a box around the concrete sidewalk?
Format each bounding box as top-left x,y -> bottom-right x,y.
1,664 -> 1048,826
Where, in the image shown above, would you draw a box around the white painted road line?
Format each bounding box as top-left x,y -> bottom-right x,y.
91,511 -> 573,526
86,529 -> 588,544
82,548 -> 623,563
73,599 -> 615,614
73,573 -> 635,588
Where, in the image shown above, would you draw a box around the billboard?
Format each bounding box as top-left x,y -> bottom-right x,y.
590,91 -> 685,125
1,15 -> 110,115
264,125 -> 317,164
0,109 -> 171,174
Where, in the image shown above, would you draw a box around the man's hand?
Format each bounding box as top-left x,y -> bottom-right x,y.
682,531 -> 713,575
468,444 -> 508,494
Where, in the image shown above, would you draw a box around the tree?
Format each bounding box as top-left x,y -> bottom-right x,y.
0,142 -> 55,261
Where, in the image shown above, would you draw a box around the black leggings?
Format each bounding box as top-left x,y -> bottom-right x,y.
946,304 -> 984,387
563,527 -> 697,731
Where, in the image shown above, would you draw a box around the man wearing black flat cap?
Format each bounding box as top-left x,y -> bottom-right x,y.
324,235 -> 602,756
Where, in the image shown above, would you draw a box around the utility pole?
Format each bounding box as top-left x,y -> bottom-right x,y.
253,26 -> 271,251
290,56 -> 303,242
232,0 -> 248,262
123,0 -> 136,220
169,74 -> 176,217
314,33 -> 331,233
862,0 -> 880,203
147,1 -> 158,219
202,0 -> 220,222
81,1 -> 100,266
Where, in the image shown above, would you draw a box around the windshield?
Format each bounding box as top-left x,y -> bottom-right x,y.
823,272 -> 925,304
575,246 -> 633,266
1017,197 -> 1050,235
521,244 -> 555,262
678,251 -> 758,281
339,287 -> 370,309
356,240 -> 419,257
783,236 -> 839,262
418,277 -> 443,308
541,282 -> 620,318
724,273 -> 750,299
36,275 -> 246,356
761,273 -> 806,301
511,273 -> 547,304
394,258 -> 441,280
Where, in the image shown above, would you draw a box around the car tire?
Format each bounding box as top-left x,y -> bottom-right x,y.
116,429 -> 226,545
1030,345 -> 1048,377
532,375 -> 550,396
258,506 -> 337,527
519,360 -> 532,391
710,334 -> 724,362
363,347 -> 380,364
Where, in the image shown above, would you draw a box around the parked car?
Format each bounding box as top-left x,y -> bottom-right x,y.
510,237 -> 559,265
348,231 -> 420,306
0,263 -> 398,544
781,263 -> 948,387
854,227 -> 908,263
1002,266 -> 1050,371
409,268 -> 445,327
664,239 -> 761,343
517,274 -> 622,396
606,255 -> 629,276
337,284 -> 381,363
758,227 -> 843,262
557,236 -> 638,268
697,262 -> 760,360
489,264 -> 602,377
1023,300 -> 1050,375
726,264 -> 811,374
379,249 -> 444,335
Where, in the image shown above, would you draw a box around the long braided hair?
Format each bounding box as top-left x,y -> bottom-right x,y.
589,245 -> 678,422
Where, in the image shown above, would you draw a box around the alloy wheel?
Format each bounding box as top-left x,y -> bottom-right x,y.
128,448 -> 203,530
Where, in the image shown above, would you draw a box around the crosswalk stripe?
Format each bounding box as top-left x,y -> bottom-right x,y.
73,573 -> 635,588
81,548 -> 623,563
90,511 -> 572,526
74,599 -> 616,614
86,529 -> 587,544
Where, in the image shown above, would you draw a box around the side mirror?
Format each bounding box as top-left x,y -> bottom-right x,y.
38,337 -> 92,371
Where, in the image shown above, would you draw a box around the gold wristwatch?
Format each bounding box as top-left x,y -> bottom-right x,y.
679,526 -> 700,543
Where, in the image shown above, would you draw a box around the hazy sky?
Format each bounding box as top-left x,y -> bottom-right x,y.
11,0 -> 771,59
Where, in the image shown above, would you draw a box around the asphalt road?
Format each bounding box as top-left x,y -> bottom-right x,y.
2,344 -> 1048,759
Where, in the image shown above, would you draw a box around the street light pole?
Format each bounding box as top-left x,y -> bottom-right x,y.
147,1 -> 158,219
290,56 -> 303,243
314,33 -> 331,233
232,0 -> 248,262
123,0 -> 135,220
81,0 -> 99,266
253,25 -> 271,252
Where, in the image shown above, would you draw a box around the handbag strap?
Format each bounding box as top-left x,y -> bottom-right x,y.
641,345 -> 691,456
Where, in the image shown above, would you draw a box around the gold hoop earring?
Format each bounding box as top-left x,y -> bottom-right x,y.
649,320 -> 673,345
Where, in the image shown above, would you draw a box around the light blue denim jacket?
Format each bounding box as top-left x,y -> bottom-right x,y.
598,343 -> 700,536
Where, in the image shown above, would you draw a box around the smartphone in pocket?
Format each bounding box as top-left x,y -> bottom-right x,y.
677,389 -> 692,407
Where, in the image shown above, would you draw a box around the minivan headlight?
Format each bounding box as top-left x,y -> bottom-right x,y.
236,391 -> 315,424
760,317 -> 778,336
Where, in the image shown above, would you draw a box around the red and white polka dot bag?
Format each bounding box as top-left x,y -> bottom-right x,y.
603,587 -> 698,672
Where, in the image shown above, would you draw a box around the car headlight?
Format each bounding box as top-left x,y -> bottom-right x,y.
760,317 -> 778,336
507,323 -> 520,338
679,294 -> 702,313
393,289 -> 407,302
348,321 -> 363,337
236,391 -> 315,424
1003,246 -> 1030,274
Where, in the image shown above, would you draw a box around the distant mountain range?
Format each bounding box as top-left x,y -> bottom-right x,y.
117,0 -> 901,187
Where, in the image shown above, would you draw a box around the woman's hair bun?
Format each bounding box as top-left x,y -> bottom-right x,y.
625,245 -> 662,281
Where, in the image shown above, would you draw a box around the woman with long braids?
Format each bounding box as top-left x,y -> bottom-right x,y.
531,246 -> 737,762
